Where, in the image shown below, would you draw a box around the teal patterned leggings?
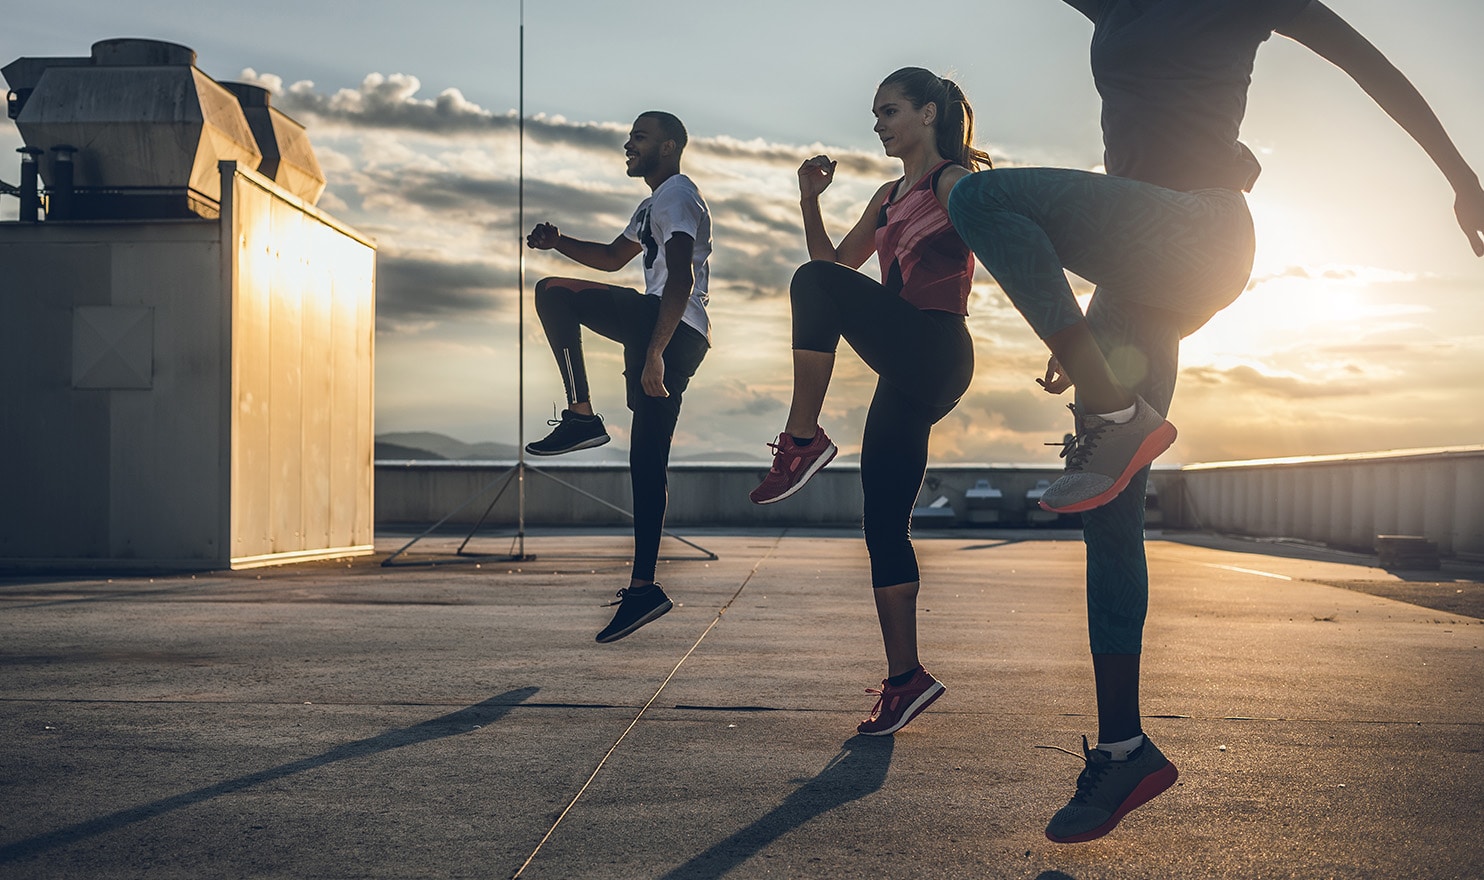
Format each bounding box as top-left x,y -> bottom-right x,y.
948,167 -> 1255,654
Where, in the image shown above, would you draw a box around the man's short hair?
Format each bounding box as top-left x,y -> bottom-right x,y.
638,110 -> 688,153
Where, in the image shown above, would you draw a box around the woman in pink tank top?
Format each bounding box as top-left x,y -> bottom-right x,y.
747,67 -> 990,736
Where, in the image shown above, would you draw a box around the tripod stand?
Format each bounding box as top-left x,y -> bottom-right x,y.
380,460 -> 718,567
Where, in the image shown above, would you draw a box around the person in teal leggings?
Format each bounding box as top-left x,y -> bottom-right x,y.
948,0 -> 1484,844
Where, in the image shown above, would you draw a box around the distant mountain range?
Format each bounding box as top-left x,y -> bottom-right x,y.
374,431 -> 766,462
375,432 -> 522,461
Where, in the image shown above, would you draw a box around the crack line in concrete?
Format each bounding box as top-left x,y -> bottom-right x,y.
509,530 -> 785,880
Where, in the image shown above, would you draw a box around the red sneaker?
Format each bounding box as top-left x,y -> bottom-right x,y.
856,666 -> 945,736
748,427 -> 838,504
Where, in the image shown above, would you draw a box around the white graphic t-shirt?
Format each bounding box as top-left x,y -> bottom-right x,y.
622,173 -> 712,340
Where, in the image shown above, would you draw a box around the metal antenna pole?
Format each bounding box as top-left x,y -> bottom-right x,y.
516,0 -> 527,559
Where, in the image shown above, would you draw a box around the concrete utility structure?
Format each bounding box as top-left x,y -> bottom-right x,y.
1,39 -> 374,570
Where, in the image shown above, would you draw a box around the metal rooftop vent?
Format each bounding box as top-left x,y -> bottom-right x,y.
0,38 -> 321,220
220,82 -> 326,203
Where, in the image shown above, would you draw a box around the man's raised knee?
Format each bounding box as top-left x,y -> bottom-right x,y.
534,277 -> 574,313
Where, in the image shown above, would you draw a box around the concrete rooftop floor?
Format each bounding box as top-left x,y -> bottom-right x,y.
1,529 -> 1481,879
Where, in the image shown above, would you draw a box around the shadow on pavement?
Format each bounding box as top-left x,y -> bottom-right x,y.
656,734 -> 894,880
0,687 -> 540,865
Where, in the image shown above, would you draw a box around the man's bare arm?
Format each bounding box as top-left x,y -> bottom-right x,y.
640,232 -> 696,398
527,223 -> 644,270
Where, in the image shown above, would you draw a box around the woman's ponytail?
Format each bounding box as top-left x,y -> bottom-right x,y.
880,67 -> 992,171
939,78 -> 993,171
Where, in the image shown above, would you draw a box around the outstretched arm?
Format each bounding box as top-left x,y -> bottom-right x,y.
527,222 -> 644,270
1277,1 -> 1484,255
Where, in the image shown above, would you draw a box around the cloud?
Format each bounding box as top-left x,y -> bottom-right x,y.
242,69 -> 511,134
241,68 -> 911,177
699,135 -> 895,177
1179,363 -> 1373,399
718,388 -> 787,419
1245,263 -> 1418,290
377,250 -> 510,329
354,164 -> 640,226
956,388 -> 1068,433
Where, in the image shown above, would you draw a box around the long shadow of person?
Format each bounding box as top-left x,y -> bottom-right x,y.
657,733 -> 894,880
0,686 -> 540,864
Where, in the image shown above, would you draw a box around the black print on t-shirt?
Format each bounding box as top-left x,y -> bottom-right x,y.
636,207 -> 659,270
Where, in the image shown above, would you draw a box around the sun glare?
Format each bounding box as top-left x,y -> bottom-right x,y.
1181,263 -> 1424,367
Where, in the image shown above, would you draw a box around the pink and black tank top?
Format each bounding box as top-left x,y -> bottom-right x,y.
874,160 -> 974,315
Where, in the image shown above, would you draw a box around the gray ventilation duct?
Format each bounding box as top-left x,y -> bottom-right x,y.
220,82 -> 326,204
1,38 -> 329,219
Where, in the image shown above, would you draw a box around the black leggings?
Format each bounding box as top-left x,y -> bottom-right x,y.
791,260 -> 974,587
534,278 -> 709,582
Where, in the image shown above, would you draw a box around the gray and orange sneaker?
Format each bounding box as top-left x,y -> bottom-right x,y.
749,427 -> 838,504
1040,396 -> 1175,513
856,666 -> 945,736
1040,735 -> 1180,843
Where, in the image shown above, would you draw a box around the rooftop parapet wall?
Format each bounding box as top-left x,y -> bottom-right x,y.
373,461 -> 1184,531
373,448 -> 1484,558
1178,446 -> 1484,558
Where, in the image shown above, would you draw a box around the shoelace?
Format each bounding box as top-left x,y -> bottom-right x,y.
1043,404 -> 1105,472
603,587 -> 637,607
1034,735 -> 1110,803
861,672 -> 913,718
763,435 -> 800,474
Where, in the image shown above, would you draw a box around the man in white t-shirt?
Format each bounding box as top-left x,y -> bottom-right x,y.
525,110 -> 713,644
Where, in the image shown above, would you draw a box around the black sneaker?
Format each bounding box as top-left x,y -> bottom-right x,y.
595,584 -> 673,643
526,410 -> 610,456
1040,735 -> 1180,843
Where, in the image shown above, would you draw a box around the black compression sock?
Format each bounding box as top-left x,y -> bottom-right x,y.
886,666 -> 920,687
789,433 -> 814,446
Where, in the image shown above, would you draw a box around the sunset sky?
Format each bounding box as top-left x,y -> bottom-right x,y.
4,1 -> 1481,464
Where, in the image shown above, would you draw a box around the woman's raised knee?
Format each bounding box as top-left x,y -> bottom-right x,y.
789,260 -> 841,299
